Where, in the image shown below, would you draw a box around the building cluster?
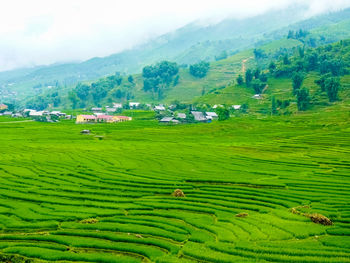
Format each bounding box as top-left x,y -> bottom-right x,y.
0,105 -> 71,121
159,111 -> 219,124
76,114 -> 132,124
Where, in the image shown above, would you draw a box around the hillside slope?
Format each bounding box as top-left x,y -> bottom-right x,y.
1,7 -> 350,102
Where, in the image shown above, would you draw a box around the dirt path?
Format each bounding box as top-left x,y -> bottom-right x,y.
241,57 -> 253,74
0,120 -> 34,124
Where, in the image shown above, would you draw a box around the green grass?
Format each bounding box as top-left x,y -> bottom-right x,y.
0,95 -> 350,262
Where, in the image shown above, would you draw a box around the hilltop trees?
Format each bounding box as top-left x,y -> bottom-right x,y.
75,83 -> 90,101
142,61 -> 179,99
189,61 -> 210,78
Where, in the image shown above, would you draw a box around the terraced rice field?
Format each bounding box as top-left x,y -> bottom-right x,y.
0,108 -> 350,262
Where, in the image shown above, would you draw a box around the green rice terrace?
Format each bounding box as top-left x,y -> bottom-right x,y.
0,105 -> 350,263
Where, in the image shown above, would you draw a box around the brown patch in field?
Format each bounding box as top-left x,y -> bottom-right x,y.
80,218 -> 99,224
236,212 -> 249,218
290,206 -> 332,226
305,213 -> 333,226
173,189 -> 185,197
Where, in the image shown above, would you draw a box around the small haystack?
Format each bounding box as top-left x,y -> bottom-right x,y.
173,189 -> 185,197
236,212 -> 249,218
80,218 -> 99,224
305,213 -> 333,226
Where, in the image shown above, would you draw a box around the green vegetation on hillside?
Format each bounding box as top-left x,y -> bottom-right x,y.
2,7 -> 350,105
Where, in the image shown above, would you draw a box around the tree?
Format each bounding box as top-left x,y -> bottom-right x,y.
283,54 -> 290,65
253,49 -> 266,59
296,87 -> 310,111
305,51 -> 318,71
236,75 -> 244,85
68,91 -> 78,109
142,61 -> 179,98
253,68 -> 260,79
251,79 -> 266,94
189,61 -> 210,78
292,72 -> 304,94
128,75 -> 134,83
259,73 -> 268,82
216,108 -> 230,121
75,83 -> 90,101
90,83 -> 108,104
245,69 -> 253,86
325,77 -> 340,102
268,62 -> 276,73
320,59 -> 344,76
315,73 -> 331,92
241,104 -> 249,113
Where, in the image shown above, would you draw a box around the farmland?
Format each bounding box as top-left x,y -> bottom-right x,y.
0,105 -> 350,262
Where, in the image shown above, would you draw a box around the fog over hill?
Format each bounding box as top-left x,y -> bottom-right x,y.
0,2 -> 350,102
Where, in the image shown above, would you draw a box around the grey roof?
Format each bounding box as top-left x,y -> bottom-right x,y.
206,112 -> 218,117
191,111 -> 207,121
177,113 -> 186,119
160,117 -> 174,122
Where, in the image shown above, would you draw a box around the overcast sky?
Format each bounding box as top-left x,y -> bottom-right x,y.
0,0 -> 349,72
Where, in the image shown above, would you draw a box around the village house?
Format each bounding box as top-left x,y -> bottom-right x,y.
29,110 -> 44,117
113,103 -> 123,109
206,112 -> 218,120
76,114 -> 132,124
12,113 -> 23,118
191,111 -> 207,122
91,107 -> 102,112
159,117 -> 179,124
50,111 -> 66,117
2,111 -> 12,116
129,102 -> 140,108
232,105 -> 241,110
252,94 -> 262,99
154,105 -> 166,111
213,104 -> 224,109
106,107 -> 117,113
76,115 -> 96,123
177,113 -> 186,119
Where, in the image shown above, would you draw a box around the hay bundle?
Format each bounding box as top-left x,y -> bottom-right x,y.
80,218 -> 99,224
173,189 -> 185,197
290,208 -> 301,215
236,212 -> 249,218
306,213 -> 332,226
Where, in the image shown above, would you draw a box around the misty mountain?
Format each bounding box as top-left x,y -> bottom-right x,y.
1,6 -> 350,102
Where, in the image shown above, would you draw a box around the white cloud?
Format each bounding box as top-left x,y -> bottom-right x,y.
0,0 -> 349,71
